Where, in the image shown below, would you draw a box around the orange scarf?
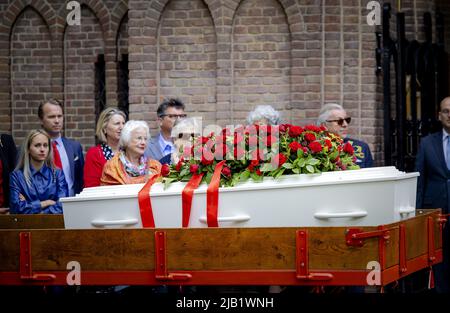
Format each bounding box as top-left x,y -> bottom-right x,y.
100,154 -> 161,185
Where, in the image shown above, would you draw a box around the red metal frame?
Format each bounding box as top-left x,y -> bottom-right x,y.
399,224 -> 407,273
19,232 -> 55,282
154,231 -> 192,281
295,230 -> 333,281
427,217 -> 436,264
0,219 -> 443,287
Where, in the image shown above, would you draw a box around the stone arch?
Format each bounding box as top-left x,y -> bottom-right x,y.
156,0 -> 218,126
111,0 -> 129,40
2,0 -> 55,36
10,6 -> 53,143
231,0 -> 292,124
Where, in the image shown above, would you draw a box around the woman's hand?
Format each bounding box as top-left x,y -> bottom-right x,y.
0,207 -> 9,214
40,200 -> 56,209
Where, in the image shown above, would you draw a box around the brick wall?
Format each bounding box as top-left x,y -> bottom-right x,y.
1,0 -> 450,166
10,8 -> 52,142
63,6 -> 104,145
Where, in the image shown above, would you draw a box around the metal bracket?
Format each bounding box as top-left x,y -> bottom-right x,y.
296,230 -> 333,281
427,217 -> 436,264
399,224 -> 407,274
19,232 -> 55,281
345,227 -> 391,247
154,231 -> 192,281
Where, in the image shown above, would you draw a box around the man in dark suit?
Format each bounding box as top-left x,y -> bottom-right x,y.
317,103 -> 373,168
144,98 -> 186,164
415,96 -> 450,293
0,134 -> 17,213
39,99 -> 84,196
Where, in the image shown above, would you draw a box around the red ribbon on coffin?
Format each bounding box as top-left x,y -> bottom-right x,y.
206,160 -> 226,227
182,173 -> 204,228
138,174 -> 160,228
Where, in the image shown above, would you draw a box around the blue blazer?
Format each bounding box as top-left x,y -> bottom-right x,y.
415,131 -> 450,213
144,134 -> 165,161
61,137 -> 84,195
344,138 -> 373,168
9,165 -> 68,214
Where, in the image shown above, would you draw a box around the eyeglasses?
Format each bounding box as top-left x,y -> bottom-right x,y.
326,117 -> 351,126
160,114 -> 187,119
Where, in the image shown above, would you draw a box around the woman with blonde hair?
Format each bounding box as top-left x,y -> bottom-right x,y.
101,120 -> 161,185
84,107 -> 126,187
10,129 -> 68,214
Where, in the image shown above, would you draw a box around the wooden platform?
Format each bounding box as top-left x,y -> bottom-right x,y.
0,209 -> 444,286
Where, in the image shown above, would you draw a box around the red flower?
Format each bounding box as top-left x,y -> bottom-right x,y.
324,139 -> 332,149
189,164 -> 199,174
343,142 -> 354,155
264,135 -> 278,147
320,125 -> 327,131
222,128 -> 232,136
176,160 -> 183,172
183,147 -> 192,159
234,147 -> 245,159
304,133 -> 316,142
201,136 -> 209,145
201,149 -> 214,165
161,164 -> 170,177
245,125 -> 258,135
222,166 -> 231,177
256,169 -> 263,176
234,133 -> 244,145
279,124 -> 291,133
248,136 -> 258,147
305,125 -> 321,133
288,125 -> 303,138
308,141 -> 323,153
214,144 -> 228,159
289,141 -> 302,152
271,153 -> 287,168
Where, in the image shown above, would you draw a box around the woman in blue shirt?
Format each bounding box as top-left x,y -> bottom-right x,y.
10,129 -> 68,214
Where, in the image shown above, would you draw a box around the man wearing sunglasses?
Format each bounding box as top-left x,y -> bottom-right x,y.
144,98 -> 187,164
317,103 -> 373,168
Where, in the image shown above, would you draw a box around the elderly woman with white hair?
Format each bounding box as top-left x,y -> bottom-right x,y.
100,120 -> 161,185
247,105 -> 281,125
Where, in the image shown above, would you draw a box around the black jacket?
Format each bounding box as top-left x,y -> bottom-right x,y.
0,134 -> 17,206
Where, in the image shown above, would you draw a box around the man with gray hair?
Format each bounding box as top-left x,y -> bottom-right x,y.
317,103 -> 373,168
247,105 -> 281,125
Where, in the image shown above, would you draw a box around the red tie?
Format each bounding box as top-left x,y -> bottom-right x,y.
52,141 -> 62,169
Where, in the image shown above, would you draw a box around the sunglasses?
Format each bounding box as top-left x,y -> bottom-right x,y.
160,114 -> 187,119
326,117 -> 351,126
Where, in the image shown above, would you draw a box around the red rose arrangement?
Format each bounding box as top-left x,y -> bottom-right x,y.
161,124 -> 363,188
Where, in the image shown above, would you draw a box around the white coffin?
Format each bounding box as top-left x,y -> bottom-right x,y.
61,166 -> 419,229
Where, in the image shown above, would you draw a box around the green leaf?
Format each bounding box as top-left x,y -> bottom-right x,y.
205,171 -> 213,184
307,158 -> 320,166
163,178 -> 175,190
292,168 -> 300,174
274,168 -> 285,179
179,167 -> 189,177
260,163 -> 274,172
298,159 -> 306,168
282,162 -> 293,169
239,170 -> 250,181
306,165 -> 315,173
297,149 -> 304,158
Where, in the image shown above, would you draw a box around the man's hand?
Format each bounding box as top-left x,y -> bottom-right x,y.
0,207 -> 9,214
40,200 -> 56,209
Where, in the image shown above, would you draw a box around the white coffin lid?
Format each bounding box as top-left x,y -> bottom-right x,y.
63,166 -> 419,202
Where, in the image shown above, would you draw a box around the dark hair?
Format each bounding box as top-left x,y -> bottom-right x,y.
38,98 -> 64,119
157,98 -> 185,117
